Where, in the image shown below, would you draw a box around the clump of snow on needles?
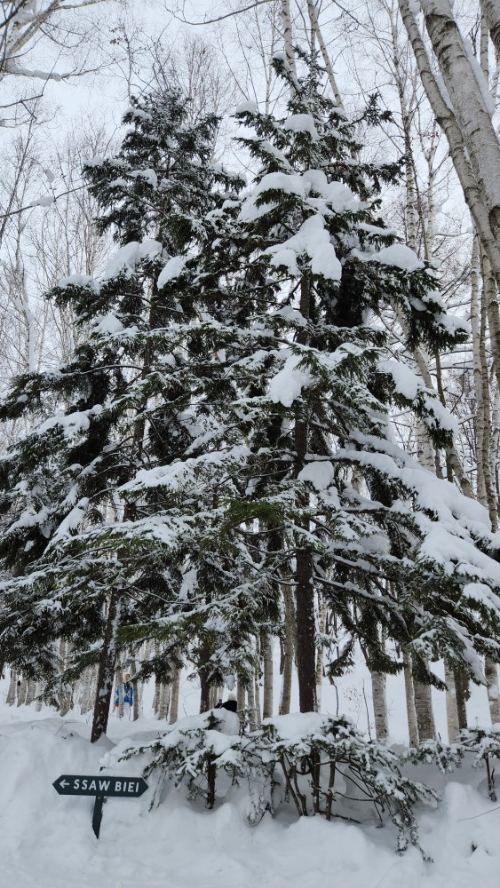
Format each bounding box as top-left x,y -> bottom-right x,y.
298,460 -> 335,490
368,243 -> 425,271
103,239 -> 162,280
268,353 -> 312,406
267,215 -> 342,281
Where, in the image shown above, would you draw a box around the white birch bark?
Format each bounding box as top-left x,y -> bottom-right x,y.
168,668 -> 180,725
247,665 -> 258,730
279,585 -> 295,715
398,0 -> 500,283
471,236 -> 488,505
281,0 -> 297,81
237,678 -> 246,722
157,683 -> 171,720
132,663 -> 140,722
479,255 -> 498,529
485,657 -> 500,723
413,672 -> 436,741
315,594 -> 327,710
254,672 -> 262,726
79,667 -> 94,715
115,665 -> 124,719
371,670 -> 389,740
262,635 -> 274,718
305,1 -> 344,106
16,675 -> 27,707
6,669 -> 17,706
482,0 -> 500,57
25,678 -> 37,707
419,0 -> 500,240
444,661 -> 460,741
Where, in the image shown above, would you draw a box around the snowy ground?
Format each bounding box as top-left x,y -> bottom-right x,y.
2,665 -> 500,888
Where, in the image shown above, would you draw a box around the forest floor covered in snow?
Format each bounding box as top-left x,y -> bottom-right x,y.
2,671 -> 500,888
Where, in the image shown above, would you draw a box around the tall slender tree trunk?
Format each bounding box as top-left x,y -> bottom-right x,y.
79,666 -> 96,715
132,661 -> 140,721
16,674 -> 27,707
237,678 -> 246,722
398,0 -> 500,284
169,668 -> 180,725
482,0 -> 500,55
420,0 -> 500,238
199,646 -> 211,714
6,669 -> 17,706
315,594 -> 327,710
279,585 -> 295,715
485,657 -> 500,723
371,670 -> 389,741
247,667 -> 258,730
294,278 -> 317,714
25,678 -> 37,707
444,662 -> 460,741
158,682 -> 171,720
281,0 -> 297,80
262,634 -> 274,719
305,0 -> 343,105
413,670 -> 436,741
91,589 -> 120,743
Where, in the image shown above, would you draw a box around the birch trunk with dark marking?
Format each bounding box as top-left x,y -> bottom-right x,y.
305,0 -> 343,105
419,0 -> 500,240
16,674 -> 27,707
413,670 -> 436,741
132,662 -> 140,721
262,634 -> 274,719
169,667 -> 180,725
91,589 -> 120,744
485,657 -> 500,723
281,0 -> 297,80
199,645 -> 211,714
371,670 -> 388,741
157,682 -> 171,720
315,594 -> 327,710
398,0 -> 500,284
79,666 -> 96,715
444,662 -> 460,741
25,678 -> 37,707
237,678 -> 246,722
279,584 -> 295,715
294,278 -> 317,714
247,667 -> 258,730
481,0 -> 500,61
404,651 -> 419,745
6,669 -> 17,706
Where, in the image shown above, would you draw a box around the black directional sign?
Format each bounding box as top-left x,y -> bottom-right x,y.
53,774 -> 148,798
53,773 -> 148,838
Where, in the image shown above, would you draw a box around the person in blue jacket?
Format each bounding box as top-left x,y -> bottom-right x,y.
115,673 -> 134,719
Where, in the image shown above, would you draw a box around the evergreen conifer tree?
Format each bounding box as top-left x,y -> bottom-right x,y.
0,91 -> 241,737
114,55 -> 500,712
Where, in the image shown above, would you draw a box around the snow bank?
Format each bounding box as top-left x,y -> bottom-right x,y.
0,712 -> 499,887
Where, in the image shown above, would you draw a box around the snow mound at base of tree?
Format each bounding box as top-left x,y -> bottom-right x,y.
1,714 -> 500,888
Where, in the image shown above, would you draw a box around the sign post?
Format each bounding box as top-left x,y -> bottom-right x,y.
53,774 -> 148,838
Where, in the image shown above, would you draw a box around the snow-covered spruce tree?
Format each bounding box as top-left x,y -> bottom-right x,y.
116,54 -> 500,713
0,92 -> 242,738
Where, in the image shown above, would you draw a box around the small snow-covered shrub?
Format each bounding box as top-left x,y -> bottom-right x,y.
124,709 -> 243,809
249,714 -> 437,855
122,711 -> 438,855
405,738 -> 465,773
406,726 -> 500,801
